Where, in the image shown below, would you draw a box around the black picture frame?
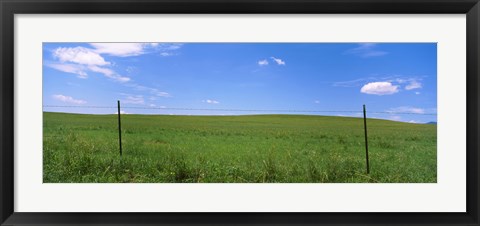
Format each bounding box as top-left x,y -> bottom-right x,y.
1,0 -> 479,225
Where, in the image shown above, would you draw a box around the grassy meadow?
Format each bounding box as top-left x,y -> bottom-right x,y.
43,112 -> 436,183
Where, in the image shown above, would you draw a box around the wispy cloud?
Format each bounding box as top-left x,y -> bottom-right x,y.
257,57 -> 285,66
157,43 -> 183,57
203,99 -> 220,104
345,43 -> 388,58
125,83 -> 171,97
394,77 -> 423,91
46,63 -> 88,79
88,65 -> 130,82
270,57 -> 286,65
53,47 -> 110,65
52,94 -> 86,104
405,80 -> 422,90
50,46 -> 130,82
360,82 -> 399,95
258,59 -> 269,66
314,100 -> 320,104
87,65 -> 114,76
50,43 -> 184,82
125,66 -> 138,74
122,94 -> 145,105
160,52 -> 173,57
335,75 -> 424,94
87,43 -> 183,58
47,43 -> 179,110
387,106 -> 425,114
333,77 -> 376,87
90,43 -> 154,57
91,43 -> 136,56
160,43 -> 182,50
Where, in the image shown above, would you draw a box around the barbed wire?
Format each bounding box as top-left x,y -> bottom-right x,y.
42,105 -> 437,115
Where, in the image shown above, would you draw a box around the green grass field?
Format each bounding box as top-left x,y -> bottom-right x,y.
43,112 -> 436,183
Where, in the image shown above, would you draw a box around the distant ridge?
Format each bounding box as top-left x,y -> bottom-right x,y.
426,121 -> 437,124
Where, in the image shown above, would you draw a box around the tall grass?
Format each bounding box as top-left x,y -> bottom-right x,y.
43,112 -> 436,183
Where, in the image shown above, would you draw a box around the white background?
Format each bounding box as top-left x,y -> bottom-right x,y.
14,14 -> 466,212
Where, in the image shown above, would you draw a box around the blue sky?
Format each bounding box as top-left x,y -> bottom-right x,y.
43,43 -> 437,123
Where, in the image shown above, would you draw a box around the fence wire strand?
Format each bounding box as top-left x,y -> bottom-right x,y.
42,105 -> 437,115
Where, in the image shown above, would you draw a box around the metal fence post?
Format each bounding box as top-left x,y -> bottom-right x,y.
363,104 -> 370,174
118,100 -> 123,156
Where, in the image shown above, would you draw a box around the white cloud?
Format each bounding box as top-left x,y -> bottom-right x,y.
415,92 -> 421,95
393,77 -> 423,91
314,100 -> 320,104
346,43 -> 388,58
258,59 -> 269,66
126,83 -> 171,97
334,76 -> 423,89
161,43 -> 182,50
52,94 -> 87,104
126,66 -> 137,74
160,52 -> 173,57
90,43 -> 148,57
88,65 -> 130,82
156,92 -> 170,97
149,104 -> 156,107
46,63 -> 88,78
87,65 -> 115,76
53,47 -> 110,66
50,46 -> 131,82
112,77 -> 129,83
387,106 -> 425,114
360,82 -> 399,95
333,77 -> 375,87
405,80 -> 422,90
395,78 -> 407,83
122,95 -> 144,105
50,44 -> 181,106
48,62 -> 130,82
270,57 -> 286,65
203,99 -> 220,104
89,43 -> 183,57
157,44 -> 183,56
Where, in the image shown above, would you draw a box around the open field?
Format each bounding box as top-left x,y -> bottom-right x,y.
43,112 -> 436,183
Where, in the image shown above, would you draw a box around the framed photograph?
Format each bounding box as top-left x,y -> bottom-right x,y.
1,0 -> 479,225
